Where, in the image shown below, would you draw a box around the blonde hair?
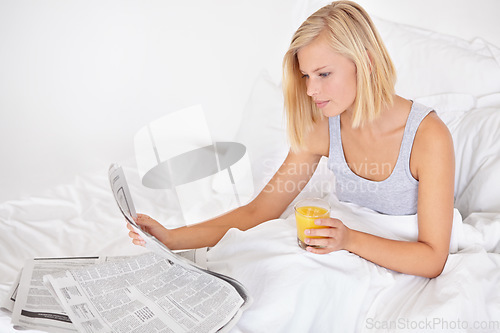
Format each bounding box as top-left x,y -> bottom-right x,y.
283,1 -> 396,151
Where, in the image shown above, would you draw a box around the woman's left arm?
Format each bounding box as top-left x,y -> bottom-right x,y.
305,113 -> 455,278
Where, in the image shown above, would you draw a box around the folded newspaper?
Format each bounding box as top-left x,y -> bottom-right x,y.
2,164 -> 251,333
2,256 -> 129,333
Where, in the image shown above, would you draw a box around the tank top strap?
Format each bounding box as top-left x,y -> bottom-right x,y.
327,115 -> 343,173
399,101 -> 434,179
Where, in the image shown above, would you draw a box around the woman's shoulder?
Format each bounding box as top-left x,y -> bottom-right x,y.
412,110 -> 454,176
415,111 -> 452,144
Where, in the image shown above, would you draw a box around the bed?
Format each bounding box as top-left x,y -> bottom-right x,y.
1,0 -> 500,332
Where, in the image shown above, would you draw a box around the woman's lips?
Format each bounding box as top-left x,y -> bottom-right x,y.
314,100 -> 329,108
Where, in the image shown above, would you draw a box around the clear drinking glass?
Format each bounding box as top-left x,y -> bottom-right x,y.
294,198 -> 330,250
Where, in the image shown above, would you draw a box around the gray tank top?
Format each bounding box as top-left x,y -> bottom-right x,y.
327,101 -> 433,215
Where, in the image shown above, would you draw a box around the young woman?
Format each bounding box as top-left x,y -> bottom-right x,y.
127,1 -> 455,278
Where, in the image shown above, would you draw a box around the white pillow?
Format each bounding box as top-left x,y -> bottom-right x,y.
372,18 -> 500,99
290,1 -> 500,98
234,70 -> 289,194
373,4 -> 500,217
415,94 -> 500,217
414,93 -> 475,128
451,107 -> 500,217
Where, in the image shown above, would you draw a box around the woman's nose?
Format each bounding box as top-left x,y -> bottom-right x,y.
306,79 -> 318,97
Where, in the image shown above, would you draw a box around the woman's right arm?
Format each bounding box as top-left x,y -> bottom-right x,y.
128,147 -> 324,250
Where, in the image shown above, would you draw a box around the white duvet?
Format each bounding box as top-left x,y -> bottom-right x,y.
207,195 -> 500,332
1,168 -> 499,333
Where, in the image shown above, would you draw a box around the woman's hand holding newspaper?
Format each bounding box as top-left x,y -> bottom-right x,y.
127,213 -> 171,248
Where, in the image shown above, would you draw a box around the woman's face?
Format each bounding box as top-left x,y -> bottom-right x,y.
297,36 -> 357,117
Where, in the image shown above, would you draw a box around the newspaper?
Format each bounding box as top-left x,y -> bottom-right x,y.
107,163 -> 186,265
2,269 -> 20,313
38,164 -> 251,333
2,256 -> 108,332
43,252 -> 247,333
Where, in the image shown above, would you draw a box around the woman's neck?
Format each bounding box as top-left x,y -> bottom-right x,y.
341,95 -> 412,137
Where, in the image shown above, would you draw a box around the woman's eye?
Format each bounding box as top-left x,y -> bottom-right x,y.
301,74 -> 309,79
319,72 -> 330,78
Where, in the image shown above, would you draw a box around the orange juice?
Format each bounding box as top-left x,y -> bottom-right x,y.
294,199 -> 330,249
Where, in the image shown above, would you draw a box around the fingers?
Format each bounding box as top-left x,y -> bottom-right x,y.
304,218 -> 339,237
136,213 -> 158,227
126,213 -> 163,247
128,230 -> 145,246
304,237 -> 330,249
304,218 -> 345,254
306,245 -> 331,254
126,221 -> 142,233
126,222 -> 134,231
126,220 -> 146,247
314,218 -> 340,228
304,241 -> 337,254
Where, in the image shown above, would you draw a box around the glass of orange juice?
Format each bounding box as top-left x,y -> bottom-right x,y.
294,198 -> 330,250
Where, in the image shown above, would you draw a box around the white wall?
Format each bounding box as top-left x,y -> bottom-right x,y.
1,0 -> 499,203
0,0 -> 298,202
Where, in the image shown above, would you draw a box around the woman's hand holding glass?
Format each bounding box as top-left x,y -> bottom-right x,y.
304,218 -> 352,254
